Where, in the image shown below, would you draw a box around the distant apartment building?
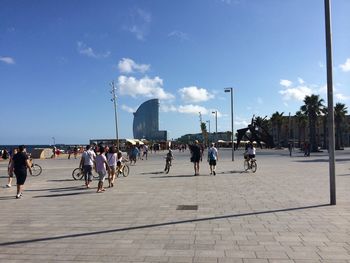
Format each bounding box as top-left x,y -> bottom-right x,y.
271,115 -> 350,148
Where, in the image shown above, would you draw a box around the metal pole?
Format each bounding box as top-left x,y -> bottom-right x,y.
212,111 -> 218,143
232,88 -> 234,161
110,81 -> 119,151
324,0 -> 336,205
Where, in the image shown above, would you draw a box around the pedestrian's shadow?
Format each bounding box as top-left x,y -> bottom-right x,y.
26,186 -> 83,192
141,171 -> 166,175
32,191 -> 94,198
151,174 -> 198,178
218,170 -> 247,175
0,196 -> 17,200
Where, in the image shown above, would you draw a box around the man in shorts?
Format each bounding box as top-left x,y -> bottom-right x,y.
79,145 -> 96,188
208,143 -> 218,175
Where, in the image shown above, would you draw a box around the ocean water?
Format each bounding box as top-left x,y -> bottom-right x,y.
0,145 -> 73,153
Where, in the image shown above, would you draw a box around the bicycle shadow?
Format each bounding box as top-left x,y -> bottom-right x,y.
32,191 -> 94,198
25,186 -> 84,192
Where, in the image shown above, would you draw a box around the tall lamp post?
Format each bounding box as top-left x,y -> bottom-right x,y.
212,110 -> 218,143
52,137 -> 56,146
110,81 -> 119,150
224,87 -> 234,161
324,0 -> 336,205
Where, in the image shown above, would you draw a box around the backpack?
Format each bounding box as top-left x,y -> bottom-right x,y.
209,149 -> 215,160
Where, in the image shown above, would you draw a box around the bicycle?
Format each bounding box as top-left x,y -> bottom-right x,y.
116,160 -> 130,177
164,157 -> 172,174
72,167 -> 99,180
244,157 -> 257,173
30,158 -> 42,176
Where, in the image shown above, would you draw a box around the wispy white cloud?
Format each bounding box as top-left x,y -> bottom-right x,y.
160,104 -> 178,113
279,86 -> 313,101
121,104 -> 137,113
178,104 -> 209,115
319,61 -> 325,68
0,56 -> 15,64
339,58 -> 350,72
77,42 -> 110,58
125,8 -> 151,40
279,78 -> 315,101
168,30 -> 189,41
179,86 -> 214,103
280,79 -> 292,87
298,77 -> 305,84
117,75 -> 174,100
335,93 -> 350,101
118,58 -> 150,74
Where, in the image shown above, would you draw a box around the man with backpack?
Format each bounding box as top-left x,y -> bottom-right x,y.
208,143 -> 218,176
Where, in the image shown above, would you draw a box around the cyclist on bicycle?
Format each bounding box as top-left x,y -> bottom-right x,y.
246,142 -> 256,161
164,149 -> 173,171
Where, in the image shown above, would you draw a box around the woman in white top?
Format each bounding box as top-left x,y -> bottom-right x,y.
106,146 -> 118,187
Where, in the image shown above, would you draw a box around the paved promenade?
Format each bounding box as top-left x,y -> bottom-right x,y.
0,148 -> 350,262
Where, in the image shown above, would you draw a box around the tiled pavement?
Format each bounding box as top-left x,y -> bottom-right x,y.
0,148 -> 350,262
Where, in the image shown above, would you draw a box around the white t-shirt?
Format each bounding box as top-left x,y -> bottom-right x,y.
82,150 -> 96,166
208,147 -> 218,160
106,153 -> 117,166
247,147 -> 256,155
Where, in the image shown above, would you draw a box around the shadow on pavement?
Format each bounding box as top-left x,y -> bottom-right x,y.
26,186 -> 84,192
0,203 -> 330,246
32,191 -> 94,198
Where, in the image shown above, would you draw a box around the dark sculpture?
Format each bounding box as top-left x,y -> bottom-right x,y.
236,115 -> 275,149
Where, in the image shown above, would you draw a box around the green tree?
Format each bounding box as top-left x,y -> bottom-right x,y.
295,111 -> 308,148
300,94 -> 324,152
334,103 -> 348,150
200,122 -> 208,146
270,111 -> 284,147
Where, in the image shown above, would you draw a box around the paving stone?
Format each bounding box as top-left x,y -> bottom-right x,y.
1,149 -> 350,262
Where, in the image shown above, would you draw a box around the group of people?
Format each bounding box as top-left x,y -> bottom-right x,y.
189,140 -> 219,176
80,145 -> 125,192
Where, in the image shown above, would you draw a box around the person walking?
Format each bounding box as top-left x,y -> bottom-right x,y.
8,145 -> 32,199
106,146 -> 118,187
190,140 -> 201,176
5,148 -> 18,188
95,147 -> 110,193
79,145 -> 96,188
208,143 -> 218,175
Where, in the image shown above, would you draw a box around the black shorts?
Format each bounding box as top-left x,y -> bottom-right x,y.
117,161 -> 121,167
248,154 -> 255,159
209,159 -> 217,166
15,169 -> 27,185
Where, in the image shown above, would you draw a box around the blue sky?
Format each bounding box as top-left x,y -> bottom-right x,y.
1,0 -> 349,145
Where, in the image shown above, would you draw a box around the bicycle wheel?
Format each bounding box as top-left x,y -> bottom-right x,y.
72,168 -> 84,180
244,160 -> 249,171
31,164 -> 42,176
251,161 -> 257,173
122,165 -> 129,177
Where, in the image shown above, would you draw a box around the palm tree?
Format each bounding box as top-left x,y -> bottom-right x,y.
270,111 -> 284,147
300,94 -> 324,152
200,122 -> 208,146
334,103 -> 348,150
295,111 -> 308,148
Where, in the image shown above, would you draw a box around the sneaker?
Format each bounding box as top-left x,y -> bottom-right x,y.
5,184 -> 11,188
213,171 -> 216,176
16,194 -> 21,199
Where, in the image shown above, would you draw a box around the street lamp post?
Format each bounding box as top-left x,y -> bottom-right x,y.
52,137 -> 55,146
110,81 -> 119,150
212,110 -> 218,143
224,87 -> 234,161
324,0 -> 336,205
